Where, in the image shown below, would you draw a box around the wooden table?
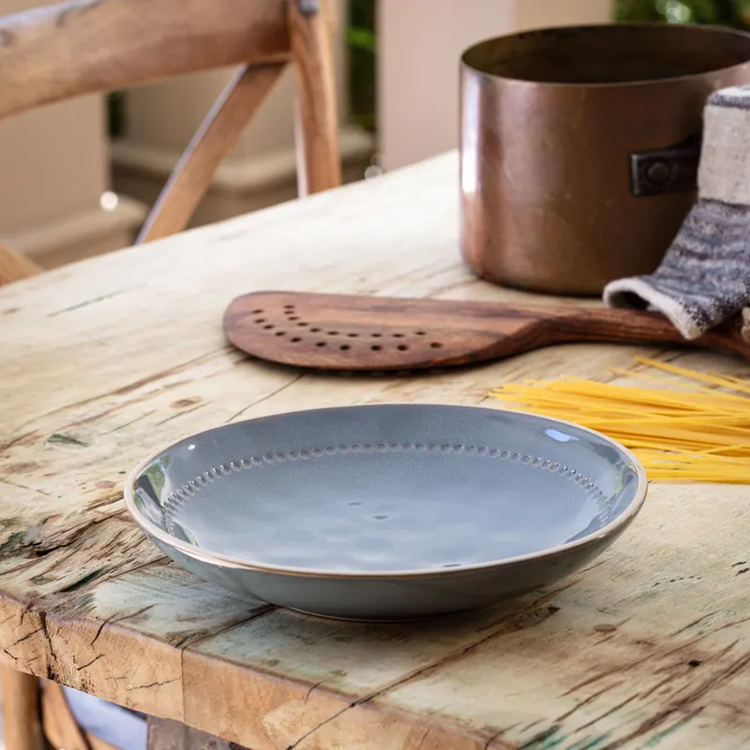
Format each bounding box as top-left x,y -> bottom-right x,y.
1,151 -> 749,750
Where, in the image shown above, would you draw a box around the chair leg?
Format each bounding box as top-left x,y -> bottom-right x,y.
0,241 -> 42,285
289,0 -> 342,196
42,681 -> 95,750
1,667 -> 44,750
147,716 -> 251,749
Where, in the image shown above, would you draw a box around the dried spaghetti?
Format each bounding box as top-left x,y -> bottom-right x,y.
489,357 -> 750,483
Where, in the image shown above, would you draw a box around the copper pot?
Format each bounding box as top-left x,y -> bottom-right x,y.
460,23 -> 750,296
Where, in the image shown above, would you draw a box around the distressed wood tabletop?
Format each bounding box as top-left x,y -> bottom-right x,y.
1,151 -> 749,750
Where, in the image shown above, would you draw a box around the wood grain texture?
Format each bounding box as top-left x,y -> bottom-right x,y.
0,667 -> 44,750
0,240 -> 83,750
288,0 -> 342,195
224,290 -> 750,370
0,243 -> 45,750
0,0 -> 288,120
137,61 -> 287,244
1,152 -> 749,749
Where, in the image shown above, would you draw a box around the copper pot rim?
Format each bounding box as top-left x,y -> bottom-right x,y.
461,21 -> 750,90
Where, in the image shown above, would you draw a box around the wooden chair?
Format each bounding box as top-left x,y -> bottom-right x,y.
0,0 -> 341,746
0,0 -> 342,286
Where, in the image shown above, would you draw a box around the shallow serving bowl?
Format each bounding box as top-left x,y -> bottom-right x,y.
125,404 -> 647,621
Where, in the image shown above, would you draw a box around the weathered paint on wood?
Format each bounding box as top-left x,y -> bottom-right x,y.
1,151 -> 749,749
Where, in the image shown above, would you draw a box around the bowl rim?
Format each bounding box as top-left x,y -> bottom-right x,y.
123,403 -> 648,579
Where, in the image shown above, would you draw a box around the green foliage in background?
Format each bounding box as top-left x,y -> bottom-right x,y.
108,0 -> 378,138
348,0 -> 377,132
108,91 -> 126,139
616,0 -> 750,27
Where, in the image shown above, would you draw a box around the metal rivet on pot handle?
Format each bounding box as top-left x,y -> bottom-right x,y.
630,134 -> 702,197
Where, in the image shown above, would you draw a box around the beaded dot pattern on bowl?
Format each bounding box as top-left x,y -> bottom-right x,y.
157,440 -> 615,574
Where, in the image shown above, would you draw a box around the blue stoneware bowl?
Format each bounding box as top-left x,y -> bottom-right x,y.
124,404 -> 647,621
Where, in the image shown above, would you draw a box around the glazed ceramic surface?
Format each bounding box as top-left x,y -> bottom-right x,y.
125,404 -> 647,620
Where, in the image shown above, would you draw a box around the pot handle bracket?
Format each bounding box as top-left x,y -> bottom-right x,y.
629,134 -> 701,197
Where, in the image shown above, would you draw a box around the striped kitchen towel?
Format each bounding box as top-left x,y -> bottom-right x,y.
604,85 -> 750,341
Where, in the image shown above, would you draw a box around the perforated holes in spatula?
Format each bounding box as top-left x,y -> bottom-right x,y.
251,300 -> 446,360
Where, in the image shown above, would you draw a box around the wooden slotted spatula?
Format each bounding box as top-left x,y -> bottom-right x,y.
223,291 -> 750,371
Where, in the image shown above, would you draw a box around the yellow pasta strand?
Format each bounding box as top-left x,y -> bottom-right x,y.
489,358 -> 750,484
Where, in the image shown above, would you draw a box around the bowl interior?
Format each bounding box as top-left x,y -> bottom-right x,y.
129,405 -> 643,575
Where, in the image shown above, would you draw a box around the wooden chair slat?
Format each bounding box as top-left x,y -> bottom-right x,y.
0,0 -> 289,120
289,0 -> 342,196
137,61 -> 287,244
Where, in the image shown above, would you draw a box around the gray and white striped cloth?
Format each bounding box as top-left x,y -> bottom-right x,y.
604,85 -> 750,340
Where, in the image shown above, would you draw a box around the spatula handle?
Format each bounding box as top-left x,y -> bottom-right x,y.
543,305 -> 750,359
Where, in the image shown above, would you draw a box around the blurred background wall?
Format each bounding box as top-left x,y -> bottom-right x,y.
378,0 -> 612,171
1,0 -> 745,270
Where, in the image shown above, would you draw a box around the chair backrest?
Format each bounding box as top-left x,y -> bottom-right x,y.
0,0 -> 341,266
